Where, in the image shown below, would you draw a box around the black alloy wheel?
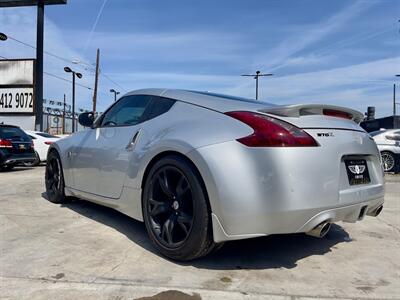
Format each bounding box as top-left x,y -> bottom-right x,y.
148,166 -> 194,248
143,155 -> 217,261
45,151 -> 68,203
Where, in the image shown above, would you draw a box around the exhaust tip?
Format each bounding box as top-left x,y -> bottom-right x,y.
374,205 -> 383,217
306,221 -> 331,238
319,222 -> 331,237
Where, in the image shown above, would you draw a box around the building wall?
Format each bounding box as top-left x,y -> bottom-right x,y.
0,115 -> 35,130
361,116 -> 400,132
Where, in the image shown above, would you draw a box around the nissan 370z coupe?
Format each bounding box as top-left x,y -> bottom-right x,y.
45,89 -> 385,261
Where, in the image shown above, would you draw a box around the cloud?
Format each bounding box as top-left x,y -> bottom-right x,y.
253,0 -> 377,72
0,1 -> 395,118
0,8 -> 101,110
76,30 -> 247,64
231,56 -> 399,116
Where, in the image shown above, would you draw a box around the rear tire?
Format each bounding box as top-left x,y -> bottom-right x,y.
23,151 -> 41,167
381,151 -> 395,172
142,155 -> 215,261
45,151 -> 68,203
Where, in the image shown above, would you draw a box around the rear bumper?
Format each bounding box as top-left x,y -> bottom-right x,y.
1,154 -> 36,166
211,196 -> 384,242
188,134 -> 385,243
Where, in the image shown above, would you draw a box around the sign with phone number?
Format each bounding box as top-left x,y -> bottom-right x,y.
0,88 -> 34,114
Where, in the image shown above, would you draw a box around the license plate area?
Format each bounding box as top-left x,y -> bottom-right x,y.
344,159 -> 371,185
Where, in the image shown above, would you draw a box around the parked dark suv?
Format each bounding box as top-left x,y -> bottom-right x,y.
0,124 -> 36,171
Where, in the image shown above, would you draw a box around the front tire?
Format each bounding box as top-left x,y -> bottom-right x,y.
381,151 -> 395,172
45,151 -> 68,203
142,155 -> 215,261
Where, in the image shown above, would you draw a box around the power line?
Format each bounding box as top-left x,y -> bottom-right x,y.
100,72 -> 127,92
5,33 -> 127,93
7,34 -> 78,65
43,71 -> 93,90
0,53 -> 92,90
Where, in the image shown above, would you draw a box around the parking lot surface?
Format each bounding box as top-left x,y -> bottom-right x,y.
0,166 -> 399,300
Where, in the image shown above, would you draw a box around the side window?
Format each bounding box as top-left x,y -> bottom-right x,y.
100,95 -> 152,127
147,96 -> 175,120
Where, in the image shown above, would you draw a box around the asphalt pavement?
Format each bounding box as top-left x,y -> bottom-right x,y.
0,166 -> 399,300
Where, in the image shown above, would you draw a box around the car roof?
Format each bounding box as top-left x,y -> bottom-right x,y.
125,88 -> 276,113
0,123 -> 19,128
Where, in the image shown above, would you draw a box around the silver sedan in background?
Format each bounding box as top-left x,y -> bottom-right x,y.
45,89 -> 384,261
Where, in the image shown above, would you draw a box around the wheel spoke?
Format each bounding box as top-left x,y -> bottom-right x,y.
47,162 -> 54,176
158,171 -> 174,198
162,216 -> 175,244
149,198 -> 169,216
176,176 -> 189,198
177,212 -> 192,235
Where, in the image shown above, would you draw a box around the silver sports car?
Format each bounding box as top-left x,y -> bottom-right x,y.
45,89 -> 385,261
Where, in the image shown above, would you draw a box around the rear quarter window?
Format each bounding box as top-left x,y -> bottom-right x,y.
147,96 -> 175,120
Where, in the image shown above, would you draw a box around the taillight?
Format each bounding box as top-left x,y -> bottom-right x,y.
0,139 -> 13,148
225,111 -> 319,147
44,141 -> 53,145
323,109 -> 352,120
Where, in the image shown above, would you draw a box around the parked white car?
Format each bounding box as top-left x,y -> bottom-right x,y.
370,129 -> 400,172
25,131 -> 60,166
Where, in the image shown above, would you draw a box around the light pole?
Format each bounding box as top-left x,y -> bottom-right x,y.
110,89 -> 120,102
64,67 -> 82,133
394,75 -> 400,128
241,71 -> 273,100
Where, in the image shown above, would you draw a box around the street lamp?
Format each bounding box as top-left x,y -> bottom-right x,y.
0,32 -> 7,41
64,66 -> 82,133
110,89 -> 120,102
241,71 -> 273,100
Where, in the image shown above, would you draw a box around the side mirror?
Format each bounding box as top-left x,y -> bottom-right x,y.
78,112 -> 95,128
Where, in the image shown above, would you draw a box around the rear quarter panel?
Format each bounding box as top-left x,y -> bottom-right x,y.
123,100 -> 252,189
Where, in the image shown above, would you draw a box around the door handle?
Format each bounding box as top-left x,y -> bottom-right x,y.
126,130 -> 141,151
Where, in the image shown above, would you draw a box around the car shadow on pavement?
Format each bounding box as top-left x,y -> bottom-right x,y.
42,193 -> 352,270
1,166 -> 34,172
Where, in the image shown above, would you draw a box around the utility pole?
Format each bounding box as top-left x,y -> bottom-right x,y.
241,70 -> 273,100
394,84 -> 396,117
72,72 -> 76,132
62,94 -> 66,134
93,48 -> 100,115
35,1 -> 44,131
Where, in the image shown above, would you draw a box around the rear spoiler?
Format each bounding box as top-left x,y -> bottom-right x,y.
259,104 -> 364,123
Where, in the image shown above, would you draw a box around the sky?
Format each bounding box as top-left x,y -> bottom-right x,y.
0,0 -> 399,117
